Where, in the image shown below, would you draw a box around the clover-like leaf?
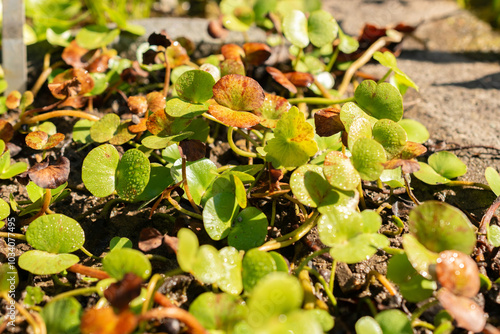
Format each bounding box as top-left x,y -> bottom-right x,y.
264,107 -> 318,168
25,131 -> 65,150
428,151 -> 467,179
208,104 -> 261,129
102,248 -> 152,280
340,102 -> 376,131
436,250 -> 480,298
41,297 -> 82,334
115,149 -> 150,201
177,228 -> 199,272
213,74 -> 265,111
218,247 -> 243,295
19,250 -> 79,275
373,51 -> 419,91
398,119 -> 429,144
203,192 -> 239,240
253,93 -> 291,128
82,144 -> 120,198
90,113 -> 120,143
192,245 -> 223,284
282,10 -> 309,48
351,138 -> 387,181
26,214 -> 85,253
308,10 -> 338,47
323,151 -> 360,191
175,70 -> 215,103
242,249 -> 277,292
485,167 -> 500,196
228,207 -> 268,251
346,117 -> 372,149
409,201 -> 476,255
189,292 -> 247,330
372,119 -> 407,159
354,80 -> 403,122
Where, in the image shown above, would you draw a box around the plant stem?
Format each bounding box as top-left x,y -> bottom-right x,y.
139,308 -> 207,334
313,77 -> 334,99
270,199 -> 277,227
287,96 -> 355,105
325,47 -> 340,73
259,211 -> 320,252
382,246 -> 405,255
357,183 -> 366,210
367,270 -> 397,296
402,172 -> 421,205
68,264 -> 111,280
337,31 -> 403,96
0,232 -> 26,240
16,110 -> 100,131
283,193 -> 308,218
410,298 -> 439,323
227,127 -> 258,158
165,187 -> 203,220
234,128 -> 260,148
329,259 -> 337,294
412,320 -> 436,330
50,287 -> 99,303
293,48 -> 303,70
295,247 -> 331,274
79,246 -> 97,259
304,267 -> 337,307
377,69 -> 393,84
142,274 -> 164,315
21,189 -> 52,226
446,180 -> 491,191
1,292 -> 45,334
479,195 -> 500,237
162,55 -> 171,97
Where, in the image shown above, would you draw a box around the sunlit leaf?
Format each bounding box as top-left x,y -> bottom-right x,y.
189,292 -> 247,330
26,214 -> 85,253
372,119 -> 407,159
308,10 -> 338,47
373,51 -> 418,91
228,207 -> 268,251
485,167 -> 500,196
351,138 -> 387,181
103,248 -> 152,280
192,245 -> 223,284
354,80 -> 403,122
374,310 -> 412,334
177,228 -> 199,272
175,70 -> 215,103
283,10 -> 309,48
82,144 -> 120,197
217,247 -> 243,295
75,25 -> 120,49
25,131 -> 65,150
203,192 -> 239,240
41,297 -> 82,334
428,151 -> 467,179
266,66 -> 297,94
208,104 -> 261,129
413,162 -> 450,185
436,250 -> 480,297
398,119 -> 429,144
115,149 -> 150,201
171,158 -> 218,204
213,74 -> 265,111
19,250 -> 79,275
242,249 -> 277,291
323,151 -> 360,191
90,113 -> 120,143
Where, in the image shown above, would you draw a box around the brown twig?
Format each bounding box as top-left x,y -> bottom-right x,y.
139,308 -> 208,334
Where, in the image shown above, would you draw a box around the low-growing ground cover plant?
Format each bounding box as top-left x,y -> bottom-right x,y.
1,3 -> 500,334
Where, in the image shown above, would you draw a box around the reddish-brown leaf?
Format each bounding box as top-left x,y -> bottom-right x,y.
178,139 -> 206,162
284,71 -> 314,88
81,306 -> 138,334
62,40 -> 94,68
128,118 -> 148,133
269,168 -> 284,192
243,43 -> 271,66
163,234 -> 178,253
398,141 -> 427,160
212,74 -> 265,111
104,273 -> 143,311
138,227 -> 164,252
148,32 -> 172,48
146,91 -> 166,113
266,67 -> 297,94
5,91 -> 21,109
382,159 -> 420,174
87,50 -> 116,73
28,156 -> 70,189
220,59 -> 246,77
221,44 -> 245,62
49,68 -> 94,99
121,61 -> 149,84
128,96 -> 148,115
0,120 -> 14,142
146,109 -> 170,135
208,104 -> 261,129
166,42 -> 189,68
437,288 -> 486,333
253,93 -> 291,128
436,250 -> 480,298
59,96 -> 89,109
25,131 -> 65,150
314,107 -> 344,137
208,18 -> 229,39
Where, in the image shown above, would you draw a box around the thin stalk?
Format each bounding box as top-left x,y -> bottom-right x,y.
329,259 -> 337,294
337,31 -> 403,96
293,48 -> 303,70
227,127 -> 258,158
304,267 -> 337,307
50,287 -> 99,303
0,232 -> 26,240
283,193 -> 308,218
21,189 -> 52,226
68,264 -> 111,280
367,270 -> 397,296
287,96 -> 355,105
446,180 -> 491,191
1,292 -> 45,334
412,320 -> 435,330
259,211 -> 320,252
142,274 -> 164,315
402,172 -> 421,205
270,199 -> 277,227
165,188 -> 203,220
145,254 -> 168,262
296,247 -> 331,274
162,55 -> 171,97
234,128 -> 260,148
382,246 -> 405,255
410,299 -> 439,323
246,165 -> 266,195
376,202 -> 392,214
357,183 -> 366,210
313,77 -> 334,99
79,246 -> 97,259
17,110 -> 100,131
139,308 -> 207,334
164,267 -> 184,278
377,69 -> 393,84
479,195 -> 500,236
325,47 -> 340,73
182,158 -> 202,215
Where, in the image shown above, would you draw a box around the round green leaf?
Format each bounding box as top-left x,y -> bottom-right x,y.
386,253 -> 436,303
283,10 -> 309,48
75,25 -> 120,49
323,151 -> 360,191
372,119 -> 407,159
351,138 -> 387,181
0,264 -> 18,293
373,51 -> 419,91
166,98 -> 208,118
72,119 -> 95,144
398,119 -> 429,144
305,309 -> 334,332
175,70 -> 215,103
26,214 -> 85,253
355,316 -> 383,334
308,10 -> 338,47
0,198 -> 9,220
375,310 -> 412,334
217,246 -> 243,295
228,207 -> 268,251
171,158 -> 218,205
41,297 -> 82,334
402,234 -> 439,280
18,250 -> 79,275
203,192 -> 239,241
134,164 -> 173,203
413,162 -> 451,185
428,151 -> 467,179
269,252 -> 289,273
488,225 -> 500,247
259,310 -> 324,334
485,167 -> 500,196
354,80 -> 403,122
248,272 -> 303,324
189,292 -> 248,330
46,27 -> 72,47
242,249 -> 277,292
409,201 -> 476,255
340,102 -> 375,136
338,30 -> 359,54
90,113 -> 120,143
109,237 -> 132,251
192,245 -> 223,284
102,248 -> 152,280
347,117 -> 372,149
177,228 -> 199,272
115,149 -> 150,201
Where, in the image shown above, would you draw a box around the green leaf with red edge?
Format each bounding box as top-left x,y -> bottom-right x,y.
208,104 -> 261,129
264,106 -> 318,168
26,131 -> 65,150
253,93 -> 291,128
175,70 -> 215,103
212,74 -> 265,111
146,109 -> 192,135
372,119 -> 407,160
